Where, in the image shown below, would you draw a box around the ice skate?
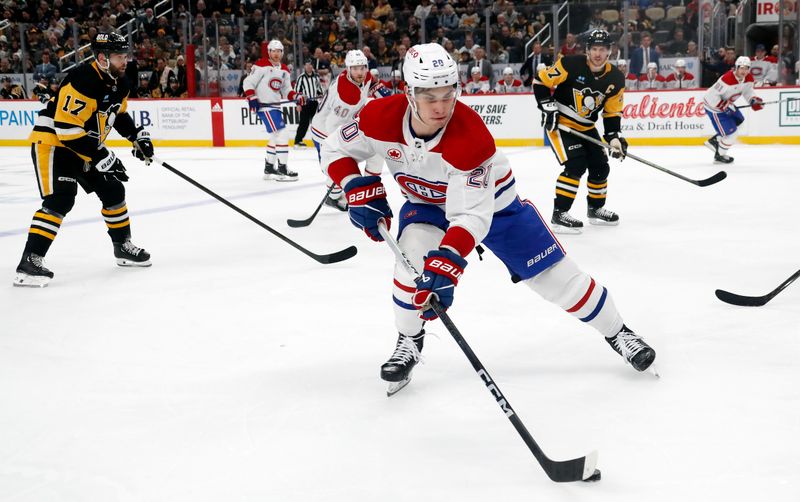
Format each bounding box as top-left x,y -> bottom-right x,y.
606,326 -> 657,373
263,161 -> 279,180
714,152 -> 734,164
323,192 -> 348,212
703,135 -> 719,153
275,163 -> 298,182
587,206 -> 619,226
551,209 -> 583,234
382,331 -> 424,396
113,239 -> 151,267
13,252 -> 54,288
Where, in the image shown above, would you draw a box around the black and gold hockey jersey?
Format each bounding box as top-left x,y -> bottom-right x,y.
29,61 -> 138,161
534,54 -> 625,134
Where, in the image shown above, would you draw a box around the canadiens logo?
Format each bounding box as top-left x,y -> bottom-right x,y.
269,78 -> 283,91
395,174 -> 448,204
387,148 -> 403,161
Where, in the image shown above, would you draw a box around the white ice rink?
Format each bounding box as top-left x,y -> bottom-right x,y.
1,144 -> 798,501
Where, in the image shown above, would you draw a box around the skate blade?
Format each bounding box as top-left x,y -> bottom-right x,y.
587,218 -> 619,226
263,174 -> 277,180
648,365 -> 660,378
713,158 -> 733,164
275,177 -> 299,182
13,273 -> 50,287
386,377 -> 412,397
116,258 -> 152,267
550,224 -> 582,235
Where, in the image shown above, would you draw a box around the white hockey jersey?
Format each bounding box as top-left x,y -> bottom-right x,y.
310,71 -> 383,142
703,70 -> 755,112
321,94 -> 517,256
494,78 -> 525,93
242,58 -> 296,108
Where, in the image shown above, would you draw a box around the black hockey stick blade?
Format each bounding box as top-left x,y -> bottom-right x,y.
715,268 -> 800,307
694,170 -> 727,187
153,157 -> 357,265
287,185 -> 336,228
714,289 -> 770,307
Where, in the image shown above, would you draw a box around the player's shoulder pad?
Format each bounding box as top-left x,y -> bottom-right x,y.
65,63 -> 104,96
281,64 -> 290,72
606,64 -> 626,88
435,101 -> 496,171
744,73 -> 755,83
253,57 -> 271,68
720,70 -> 739,85
561,54 -> 585,72
358,94 -> 407,143
336,72 -> 362,105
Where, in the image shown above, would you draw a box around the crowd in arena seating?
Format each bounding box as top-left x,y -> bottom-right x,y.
0,0 -> 797,100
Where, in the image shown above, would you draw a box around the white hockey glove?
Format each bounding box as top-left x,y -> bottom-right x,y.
540,100 -> 559,132
604,132 -> 628,161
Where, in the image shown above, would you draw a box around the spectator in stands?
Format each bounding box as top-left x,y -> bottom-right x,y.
469,46 -> 493,85
630,32 -> 659,76
339,0 -> 357,20
686,41 -> 698,58
443,39 -> 459,63
459,3 -> 480,29
459,33 -> 477,58
137,73 -> 153,98
464,66 -> 490,94
752,44 -> 773,63
389,69 -> 406,94
362,46 -> 379,70
0,75 -> 26,99
163,73 -> 186,98
440,3 -> 459,31
664,59 -> 696,89
214,36 -> 237,69
34,51 -> 58,79
392,44 -> 407,79
414,0 -> 433,22
669,28 -> 689,55
0,57 -> 13,75
140,7 -> 157,37
558,33 -> 579,58
374,0 -> 393,22
458,47 -> 473,64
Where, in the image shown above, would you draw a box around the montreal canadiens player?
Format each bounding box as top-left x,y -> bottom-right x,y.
703,56 -> 763,164
243,39 -> 306,181
311,49 -> 390,210
320,43 -> 656,394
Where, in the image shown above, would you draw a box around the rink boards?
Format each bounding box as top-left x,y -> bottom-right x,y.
1,87 -> 798,147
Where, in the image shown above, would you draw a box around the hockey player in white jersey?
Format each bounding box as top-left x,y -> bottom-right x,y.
311,49 -> 390,210
703,56 -> 763,164
320,43 -> 656,394
243,39 -> 306,181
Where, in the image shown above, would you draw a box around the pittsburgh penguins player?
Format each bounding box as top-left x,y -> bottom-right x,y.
534,29 -> 628,234
14,32 -> 155,287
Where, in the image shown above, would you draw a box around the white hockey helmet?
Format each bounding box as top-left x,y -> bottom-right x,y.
647,62 -> 658,70
536,62 -> 546,72
735,56 -> 751,68
470,66 -> 481,75
392,69 -> 402,78
403,43 -> 460,90
370,68 -> 379,78
345,49 -> 368,68
502,67 -> 514,76
675,59 -> 686,68
617,59 -> 627,68
268,39 -> 284,52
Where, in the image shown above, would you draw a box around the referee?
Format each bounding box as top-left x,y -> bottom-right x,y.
293,61 -> 324,148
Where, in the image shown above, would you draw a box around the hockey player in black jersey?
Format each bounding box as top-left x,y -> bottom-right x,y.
31,74 -> 52,104
14,33 -> 155,287
534,29 -> 628,234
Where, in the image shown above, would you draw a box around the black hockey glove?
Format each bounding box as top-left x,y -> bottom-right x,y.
131,128 -> 154,164
92,147 -> 129,182
540,100 -> 559,132
603,132 -> 628,161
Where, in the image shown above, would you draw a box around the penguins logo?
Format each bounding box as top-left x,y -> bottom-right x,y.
572,87 -> 606,117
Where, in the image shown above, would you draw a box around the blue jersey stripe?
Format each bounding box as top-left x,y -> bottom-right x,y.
580,287 -> 608,322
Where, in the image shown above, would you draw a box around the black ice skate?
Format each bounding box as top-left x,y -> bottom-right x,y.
263,161 -> 279,180
13,252 -> 54,288
606,325 -> 657,373
703,135 -> 719,154
587,207 -> 620,226
275,163 -> 298,182
113,239 -> 152,267
324,193 -> 348,212
381,330 -> 425,396
714,152 -> 734,164
551,209 -> 583,234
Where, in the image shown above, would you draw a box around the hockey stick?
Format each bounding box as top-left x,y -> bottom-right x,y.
738,97 -> 799,109
715,268 -> 800,307
287,185 -> 336,228
152,157 -> 357,264
377,224 -> 600,483
257,96 -> 322,107
558,125 -> 727,187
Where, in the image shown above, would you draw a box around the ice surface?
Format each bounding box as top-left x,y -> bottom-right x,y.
1,144 -> 798,501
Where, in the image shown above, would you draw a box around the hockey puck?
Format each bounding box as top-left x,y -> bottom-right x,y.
583,469 -> 602,482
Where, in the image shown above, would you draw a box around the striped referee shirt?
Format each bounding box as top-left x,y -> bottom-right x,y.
294,71 -> 323,98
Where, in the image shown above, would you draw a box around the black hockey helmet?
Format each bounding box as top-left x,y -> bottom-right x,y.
91,32 -> 130,56
585,29 -> 612,50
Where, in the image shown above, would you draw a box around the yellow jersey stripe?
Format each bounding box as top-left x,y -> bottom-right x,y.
34,211 -> 63,224
29,227 -> 56,239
